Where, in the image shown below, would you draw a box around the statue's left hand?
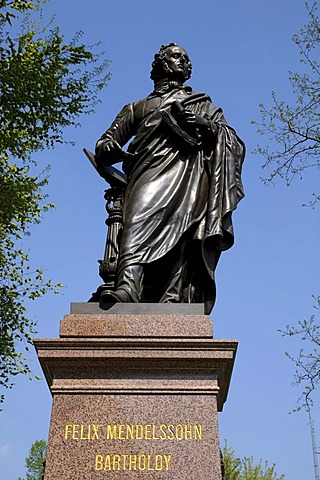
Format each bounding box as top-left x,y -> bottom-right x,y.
178,108 -> 210,130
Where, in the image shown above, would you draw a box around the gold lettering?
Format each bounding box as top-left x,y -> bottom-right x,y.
106,424 -> 117,439
67,422 -> 202,443
72,424 -> 80,440
80,424 -> 88,440
152,424 -> 160,439
167,424 -> 175,440
164,454 -> 171,470
136,424 -> 143,439
138,454 -> 146,471
92,424 -> 99,440
145,424 -> 152,439
129,454 -> 137,471
64,423 -> 100,441
104,455 -> 111,470
159,424 -> 167,440
95,454 -> 104,470
112,454 -> 121,471
64,424 -> 72,439
194,424 -> 202,439
185,424 -> 193,439
121,454 -> 128,470
147,454 -> 155,471
118,424 -> 125,440
95,454 -> 171,471
126,424 -> 134,439
155,454 -> 163,470
175,424 -> 184,440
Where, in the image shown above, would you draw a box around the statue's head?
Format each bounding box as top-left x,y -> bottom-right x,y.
150,43 -> 192,84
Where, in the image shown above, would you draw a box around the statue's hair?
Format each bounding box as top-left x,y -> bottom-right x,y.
150,43 -> 192,82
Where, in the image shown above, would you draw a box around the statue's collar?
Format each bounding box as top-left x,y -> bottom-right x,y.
149,80 -> 193,98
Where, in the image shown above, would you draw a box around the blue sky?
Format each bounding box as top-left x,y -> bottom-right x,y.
1,1 -> 320,478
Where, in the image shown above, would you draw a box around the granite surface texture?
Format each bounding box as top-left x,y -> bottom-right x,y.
60,312 -> 213,338
44,394 -> 221,479
34,305 -> 237,479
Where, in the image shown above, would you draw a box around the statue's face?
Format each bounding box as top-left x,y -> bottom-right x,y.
164,45 -> 190,81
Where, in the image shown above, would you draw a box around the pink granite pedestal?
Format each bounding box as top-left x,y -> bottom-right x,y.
34,304 -> 237,479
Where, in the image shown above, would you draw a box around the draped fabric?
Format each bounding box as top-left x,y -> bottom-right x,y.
96,86 -> 245,313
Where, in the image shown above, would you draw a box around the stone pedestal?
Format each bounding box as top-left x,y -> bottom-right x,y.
34,303 -> 237,479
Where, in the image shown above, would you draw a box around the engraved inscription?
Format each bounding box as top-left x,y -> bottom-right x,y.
63,422 -> 203,472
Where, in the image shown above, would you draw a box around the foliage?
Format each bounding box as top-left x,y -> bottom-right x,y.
0,0 -> 111,405
0,3 -> 111,161
222,443 -> 285,480
254,3 -> 320,413
0,159 -> 60,404
254,2 -> 320,206
279,295 -> 320,411
17,439 -> 47,480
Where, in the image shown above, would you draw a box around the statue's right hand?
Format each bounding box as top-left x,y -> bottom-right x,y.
96,139 -> 122,165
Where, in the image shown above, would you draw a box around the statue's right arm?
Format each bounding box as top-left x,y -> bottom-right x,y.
95,103 -> 137,165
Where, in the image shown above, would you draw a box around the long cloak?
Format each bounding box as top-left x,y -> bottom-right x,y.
96,86 -> 245,313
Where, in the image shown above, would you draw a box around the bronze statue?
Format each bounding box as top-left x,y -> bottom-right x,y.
94,43 -> 245,314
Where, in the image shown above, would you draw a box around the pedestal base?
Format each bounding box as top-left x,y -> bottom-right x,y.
34,304 -> 237,479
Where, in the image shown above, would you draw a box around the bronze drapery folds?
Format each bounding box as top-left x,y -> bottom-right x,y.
95,43 -> 245,314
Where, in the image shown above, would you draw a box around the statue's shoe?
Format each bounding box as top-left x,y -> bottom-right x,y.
100,289 -> 131,307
